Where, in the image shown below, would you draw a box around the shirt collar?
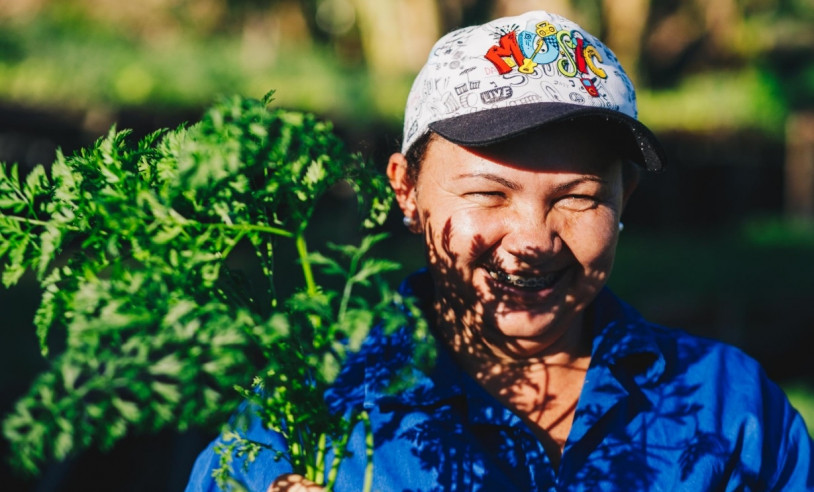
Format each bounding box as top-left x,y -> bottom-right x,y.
589,288 -> 666,386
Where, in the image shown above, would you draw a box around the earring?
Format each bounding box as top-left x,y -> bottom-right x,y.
402,216 -> 415,228
618,222 -> 625,232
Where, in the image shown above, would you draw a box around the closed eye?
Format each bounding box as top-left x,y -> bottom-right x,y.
463,190 -> 507,205
466,191 -> 505,197
556,195 -> 602,211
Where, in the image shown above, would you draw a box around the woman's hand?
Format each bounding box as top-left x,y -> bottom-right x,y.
268,474 -> 325,492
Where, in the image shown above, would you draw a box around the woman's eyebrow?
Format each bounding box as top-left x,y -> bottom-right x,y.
454,172 -> 522,190
552,176 -> 609,193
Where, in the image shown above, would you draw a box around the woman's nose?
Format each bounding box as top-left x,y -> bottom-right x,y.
501,207 -> 560,260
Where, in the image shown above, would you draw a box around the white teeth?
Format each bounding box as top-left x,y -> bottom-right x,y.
487,269 -> 558,289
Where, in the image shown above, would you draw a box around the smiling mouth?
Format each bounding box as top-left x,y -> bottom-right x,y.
486,268 -> 562,290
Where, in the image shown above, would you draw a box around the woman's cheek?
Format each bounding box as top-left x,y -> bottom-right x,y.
456,208 -> 500,244
562,212 -> 619,263
430,210 -> 493,271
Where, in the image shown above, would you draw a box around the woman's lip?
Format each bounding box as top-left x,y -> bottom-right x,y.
482,266 -> 566,298
484,267 -> 564,290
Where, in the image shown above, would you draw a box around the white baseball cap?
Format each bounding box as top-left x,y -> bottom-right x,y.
402,10 -> 665,171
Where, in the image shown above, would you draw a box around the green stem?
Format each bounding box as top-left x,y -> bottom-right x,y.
207,221 -> 294,238
295,231 -> 317,297
336,254 -> 360,324
325,414 -> 358,491
362,411 -> 373,492
314,433 -> 326,486
0,213 -> 295,239
325,446 -> 342,490
220,230 -> 246,261
262,238 -> 277,309
285,404 -> 304,473
0,214 -> 65,229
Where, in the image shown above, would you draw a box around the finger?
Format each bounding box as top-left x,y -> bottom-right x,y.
268,473 -> 324,492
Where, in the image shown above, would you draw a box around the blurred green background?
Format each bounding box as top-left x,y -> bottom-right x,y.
1,0 -> 813,490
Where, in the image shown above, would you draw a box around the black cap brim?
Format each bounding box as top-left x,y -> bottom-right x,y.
428,102 -> 666,172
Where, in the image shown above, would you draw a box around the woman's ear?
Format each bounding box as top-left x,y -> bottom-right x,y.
386,152 -> 420,231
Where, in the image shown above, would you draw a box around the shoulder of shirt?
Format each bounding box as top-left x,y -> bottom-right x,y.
594,288 -> 774,390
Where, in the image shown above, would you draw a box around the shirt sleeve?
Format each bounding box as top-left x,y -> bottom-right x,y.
769,408 -> 814,491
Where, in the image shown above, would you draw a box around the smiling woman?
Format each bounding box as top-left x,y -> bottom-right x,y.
387,126 -> 630,466
388,127 -> 631,360
186,10 -> 813,491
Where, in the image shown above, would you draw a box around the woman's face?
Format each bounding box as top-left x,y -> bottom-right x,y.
388,127 -> 637,360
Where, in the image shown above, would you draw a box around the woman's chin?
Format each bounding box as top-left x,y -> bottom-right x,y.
483,313 -> 569,356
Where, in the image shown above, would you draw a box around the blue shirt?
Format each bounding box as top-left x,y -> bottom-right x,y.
186,270 -> 813,491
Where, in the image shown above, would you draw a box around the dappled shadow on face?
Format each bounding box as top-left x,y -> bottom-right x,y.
426,213 -> 597,360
